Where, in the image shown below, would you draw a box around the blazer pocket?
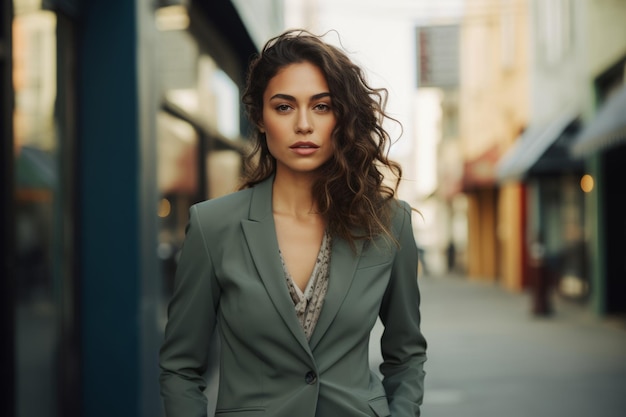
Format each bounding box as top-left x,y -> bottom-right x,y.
357,241 -> 394,270
368,396 -> 390,417
215,407 -> 265,416
356,259 -> 392,271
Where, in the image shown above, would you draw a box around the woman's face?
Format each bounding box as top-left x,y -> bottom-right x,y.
261,61 -> 336,178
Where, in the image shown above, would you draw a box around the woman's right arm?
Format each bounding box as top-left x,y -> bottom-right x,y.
159,204 -> 221,417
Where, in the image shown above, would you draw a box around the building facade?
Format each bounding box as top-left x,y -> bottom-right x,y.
1,1 -> 283,416
495,0 -> 626,317
459,0 -> 530,287
497,0 -> 588,314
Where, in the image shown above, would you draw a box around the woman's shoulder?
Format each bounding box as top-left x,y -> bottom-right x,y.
191,187 -> 254,221
191,176 -> 273,225
388,198 -> 415,232
389,198 -> 412,219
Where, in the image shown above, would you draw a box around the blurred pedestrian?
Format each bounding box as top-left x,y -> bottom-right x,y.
159,29 -> 427,417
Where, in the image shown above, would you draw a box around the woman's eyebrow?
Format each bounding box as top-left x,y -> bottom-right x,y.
311,92 -> 331,100
269,92 -> 331,101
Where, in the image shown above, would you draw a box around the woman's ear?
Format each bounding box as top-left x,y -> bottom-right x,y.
257,122 -> 265,133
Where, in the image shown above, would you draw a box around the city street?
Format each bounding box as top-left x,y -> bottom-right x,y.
370,274 -> 626,417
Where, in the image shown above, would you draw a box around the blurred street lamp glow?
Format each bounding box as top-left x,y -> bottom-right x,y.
158,198 -> 172,218
580,174 -> 594,193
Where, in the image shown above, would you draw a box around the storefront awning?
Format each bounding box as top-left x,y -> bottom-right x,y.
496,110 -> 578,182
571,84 -> 626,156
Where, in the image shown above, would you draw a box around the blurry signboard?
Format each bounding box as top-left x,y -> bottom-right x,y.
416,25 -> 460,89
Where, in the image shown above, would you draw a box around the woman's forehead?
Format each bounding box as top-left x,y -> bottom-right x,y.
264,62 -> 330,100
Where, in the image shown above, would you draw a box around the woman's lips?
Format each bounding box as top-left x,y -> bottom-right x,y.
290,142 -> 319,156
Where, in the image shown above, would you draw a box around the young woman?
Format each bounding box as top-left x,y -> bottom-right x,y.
159,29 -> 427,417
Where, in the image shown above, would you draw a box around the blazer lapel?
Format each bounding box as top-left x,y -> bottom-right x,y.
309,236 -> 364,351
240,177 -> 312,356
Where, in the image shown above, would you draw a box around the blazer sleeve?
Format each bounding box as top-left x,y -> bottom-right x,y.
378,201 -> 427,417
159,204 -> 220,417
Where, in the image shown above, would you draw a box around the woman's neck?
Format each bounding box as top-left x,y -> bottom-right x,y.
272,172 -> 319,218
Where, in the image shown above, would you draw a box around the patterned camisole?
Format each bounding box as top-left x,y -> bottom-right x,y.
280,230 -> 332,341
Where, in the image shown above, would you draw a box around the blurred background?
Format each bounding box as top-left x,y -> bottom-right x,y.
1,0 -> 625,416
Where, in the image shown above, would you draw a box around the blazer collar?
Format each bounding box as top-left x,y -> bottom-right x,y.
309,236 -> 363,350
241,176 -> 312,356
241,176 -> 364,354
247,176 -> 274,221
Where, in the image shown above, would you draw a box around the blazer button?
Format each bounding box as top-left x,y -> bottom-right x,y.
304,371 -> 317,385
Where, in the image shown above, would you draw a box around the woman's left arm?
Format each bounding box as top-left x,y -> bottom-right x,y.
379,201 -> 427,417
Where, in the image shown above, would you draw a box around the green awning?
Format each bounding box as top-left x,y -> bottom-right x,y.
497,110 -> 579,182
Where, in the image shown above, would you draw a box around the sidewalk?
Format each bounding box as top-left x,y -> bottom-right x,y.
370,273 -> 626,417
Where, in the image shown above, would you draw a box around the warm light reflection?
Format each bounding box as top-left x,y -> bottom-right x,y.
155,5 -> 189,31
158,198 -> 172,218
580,174 -> 594,193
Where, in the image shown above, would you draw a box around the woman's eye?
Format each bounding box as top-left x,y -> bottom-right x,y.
314,103 -> 331,112
276,104 -> 291,112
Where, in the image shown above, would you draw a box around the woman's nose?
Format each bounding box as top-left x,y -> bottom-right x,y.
295,111 -> 313,134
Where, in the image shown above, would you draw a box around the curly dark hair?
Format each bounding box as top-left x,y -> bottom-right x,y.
240,29 -> 404,246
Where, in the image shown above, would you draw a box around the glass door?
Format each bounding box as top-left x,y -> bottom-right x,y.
12,1 -> 78,416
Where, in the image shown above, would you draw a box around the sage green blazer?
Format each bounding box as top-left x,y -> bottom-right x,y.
159,177 -> 427,417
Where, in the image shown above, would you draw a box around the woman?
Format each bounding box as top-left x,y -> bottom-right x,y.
159,29 -> 427,417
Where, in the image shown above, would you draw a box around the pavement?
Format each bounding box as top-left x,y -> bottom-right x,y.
369,273 -> 626,417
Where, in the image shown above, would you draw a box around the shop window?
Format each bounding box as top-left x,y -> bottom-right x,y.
207,65 -> 240,140
208,150 -> 242,198
155,9 -> 246,304
157,111 -> 198,298
13,5 -> 59,417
